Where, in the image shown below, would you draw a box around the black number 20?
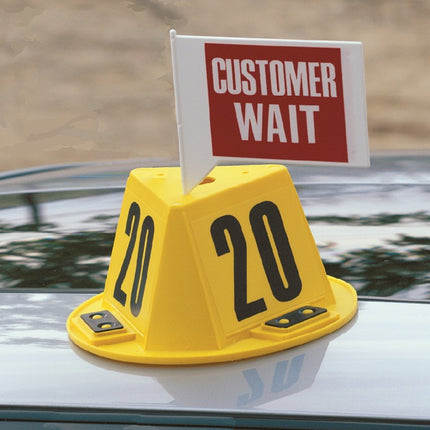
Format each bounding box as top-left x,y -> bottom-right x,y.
211,201 -> 302,322
113,202 -> 154,317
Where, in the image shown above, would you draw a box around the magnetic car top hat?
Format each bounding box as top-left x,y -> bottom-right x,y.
67,165 -> 357,364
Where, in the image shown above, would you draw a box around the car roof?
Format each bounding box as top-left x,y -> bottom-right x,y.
1,153 -> 429,427
0,292 -> 429,424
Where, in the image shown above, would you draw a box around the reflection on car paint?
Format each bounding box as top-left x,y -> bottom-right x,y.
68,320 -> 333,410
237,354 -> 304,406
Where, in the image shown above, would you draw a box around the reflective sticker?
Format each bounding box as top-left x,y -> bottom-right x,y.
265,306 -> 327,329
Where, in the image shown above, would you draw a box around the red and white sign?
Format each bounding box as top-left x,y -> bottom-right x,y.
170,31 -> 369,194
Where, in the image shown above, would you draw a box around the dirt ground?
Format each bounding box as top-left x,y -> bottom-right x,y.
0,0 -> 429,172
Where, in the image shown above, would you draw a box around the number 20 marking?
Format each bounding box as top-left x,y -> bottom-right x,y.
113,202 -> 154,317
211,201 -> 302,322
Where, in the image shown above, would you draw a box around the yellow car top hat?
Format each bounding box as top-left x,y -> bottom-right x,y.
67,164 -> 357,365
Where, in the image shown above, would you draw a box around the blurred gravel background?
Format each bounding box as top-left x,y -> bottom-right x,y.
0,0 -> 429,172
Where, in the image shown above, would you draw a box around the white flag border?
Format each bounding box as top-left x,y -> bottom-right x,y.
170,30 -> 369,194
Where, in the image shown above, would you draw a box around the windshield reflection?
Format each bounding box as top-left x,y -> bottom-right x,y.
322,234 -> 430,298
0,190 -> 429,299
